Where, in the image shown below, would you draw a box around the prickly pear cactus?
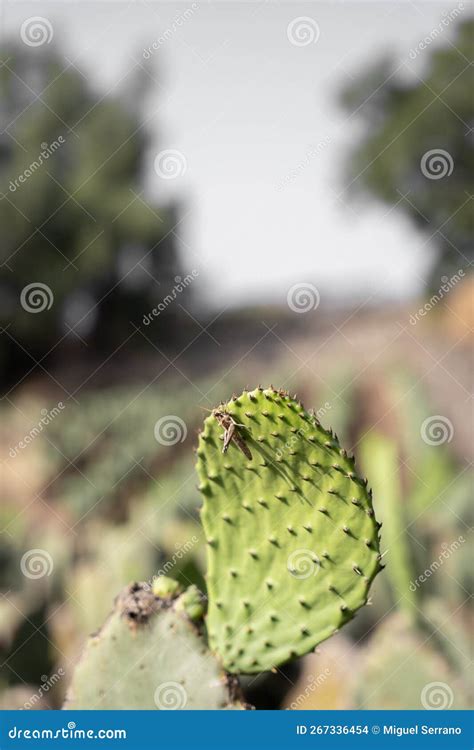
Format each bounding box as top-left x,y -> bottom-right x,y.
64,580 -> 245,709
197,387 -> 382,673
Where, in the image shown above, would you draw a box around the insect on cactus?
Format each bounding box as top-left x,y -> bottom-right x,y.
65,386 -> 382,708
197,386 -> 382,674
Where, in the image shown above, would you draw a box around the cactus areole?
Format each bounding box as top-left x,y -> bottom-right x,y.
197,387 -> 382,674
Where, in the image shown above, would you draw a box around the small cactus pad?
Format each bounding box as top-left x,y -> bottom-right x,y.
64,582 -> 244,709
197,387 -> 381,673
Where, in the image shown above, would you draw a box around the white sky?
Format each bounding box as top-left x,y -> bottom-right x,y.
2,1 -> 465,308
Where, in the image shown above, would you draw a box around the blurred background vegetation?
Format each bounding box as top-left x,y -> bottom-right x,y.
0,11 -> 472,711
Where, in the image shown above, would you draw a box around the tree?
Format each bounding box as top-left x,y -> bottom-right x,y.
0,43 -> 187,382
340,19 -> 473,289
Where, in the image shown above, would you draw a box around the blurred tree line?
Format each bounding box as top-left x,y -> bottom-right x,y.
0,44 -> 189,384
341,18 -> 473,289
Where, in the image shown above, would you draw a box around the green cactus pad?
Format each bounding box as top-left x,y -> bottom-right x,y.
197,387 -> 381,673
64,582 -> 244,709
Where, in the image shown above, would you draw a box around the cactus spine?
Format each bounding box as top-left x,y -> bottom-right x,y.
197,387 -> 382,673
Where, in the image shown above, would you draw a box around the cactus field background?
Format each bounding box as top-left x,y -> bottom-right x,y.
1,301 -> 472,709
0,5 -> 472,714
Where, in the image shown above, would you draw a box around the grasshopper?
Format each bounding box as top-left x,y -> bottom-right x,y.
203,408 -> 252,460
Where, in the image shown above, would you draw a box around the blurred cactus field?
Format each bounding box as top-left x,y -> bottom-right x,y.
1,296 -> 472,710
1,13 -> 472,711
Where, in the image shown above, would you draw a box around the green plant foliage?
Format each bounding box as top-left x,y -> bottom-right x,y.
197,387 -> 382,673
340,19 -> 473,286
64,581 -> 245,710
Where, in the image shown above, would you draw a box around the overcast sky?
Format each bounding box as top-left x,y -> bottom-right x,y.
2,1 -> 464,308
